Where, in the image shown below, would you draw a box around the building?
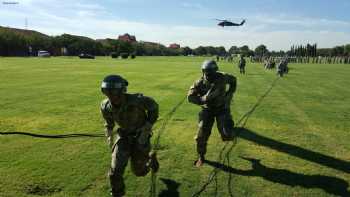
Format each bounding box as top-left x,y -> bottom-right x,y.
169,43 -> 180,49
118,33 -> 137,43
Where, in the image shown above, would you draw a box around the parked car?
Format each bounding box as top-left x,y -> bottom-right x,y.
38,50 -> 50,57
79,53 -> 95,59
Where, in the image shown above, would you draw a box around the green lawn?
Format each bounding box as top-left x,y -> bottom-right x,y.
0,56 -> 349,197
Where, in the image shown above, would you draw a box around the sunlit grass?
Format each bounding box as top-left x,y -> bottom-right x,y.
0,56 -> 349,196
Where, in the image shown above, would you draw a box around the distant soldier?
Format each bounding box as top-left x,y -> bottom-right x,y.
277,58 -> 288,77
264,57 -> 274,70
188,60 -> 237,167
228,55 -> 233,62
100,75 -> 159,197
263,59 -> 269,69
238,55 -> 246,74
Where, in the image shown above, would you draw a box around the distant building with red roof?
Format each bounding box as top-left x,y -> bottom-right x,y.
118,33 -> 137,43
169,43 -> 180,49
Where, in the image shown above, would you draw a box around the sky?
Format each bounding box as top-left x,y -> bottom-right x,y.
0,0 -> 349,50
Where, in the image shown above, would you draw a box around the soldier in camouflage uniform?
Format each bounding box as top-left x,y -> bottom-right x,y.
188,60 -> 237,167
238,55 -> 246,74
100,75 -> 159,197
277,58 -> 288,77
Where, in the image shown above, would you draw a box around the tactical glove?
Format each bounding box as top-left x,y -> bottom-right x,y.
137,122 -> 152,145
200,95 -> 208,103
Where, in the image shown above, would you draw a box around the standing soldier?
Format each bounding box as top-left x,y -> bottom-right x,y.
238,55 -> 246,74
188,60 -> 237,167
100,75 -> 159,197
277,58 -> 288,77
277,60 -> 284,77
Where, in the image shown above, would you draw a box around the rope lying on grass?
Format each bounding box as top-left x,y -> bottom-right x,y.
225,77 -> 280,197
0,131 -> 104,138
192,77 -> 280,197
149,95 -> 187,197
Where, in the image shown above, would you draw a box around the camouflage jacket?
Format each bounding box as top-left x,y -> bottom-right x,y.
100,93 -> 159,137
238,58 -> 246,67
187,72 -> 236,109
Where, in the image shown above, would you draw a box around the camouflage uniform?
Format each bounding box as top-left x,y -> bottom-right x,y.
101,93 -> 159,197
277,59 -> 288,77
188,72 -> 237,159
238,57 -> 246,74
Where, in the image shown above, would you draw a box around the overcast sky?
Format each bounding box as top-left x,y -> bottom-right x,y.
0,0 -> 349,50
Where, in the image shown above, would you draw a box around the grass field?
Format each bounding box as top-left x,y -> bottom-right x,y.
0,56 -> 349,197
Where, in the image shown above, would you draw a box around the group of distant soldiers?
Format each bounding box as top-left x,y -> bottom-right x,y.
262,57 -> 288,77
234,55 -> 289,77
218,54 -> 289,77
289,56 -> 350,64
252,56 -> 350,64
216,54 -> 236,63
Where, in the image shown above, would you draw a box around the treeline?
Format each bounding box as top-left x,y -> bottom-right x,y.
0,27 -> 229,57
0,27 -> 107,56
1,26 -> 350,57
0,29 -> 227,57
289,43 -> 350,57
317,45 -> 350,57
290,44 -> 317,57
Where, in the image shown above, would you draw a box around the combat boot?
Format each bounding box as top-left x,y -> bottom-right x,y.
110,190 -> 125,197
194,155 -> 205,167
222,135 -> 235,141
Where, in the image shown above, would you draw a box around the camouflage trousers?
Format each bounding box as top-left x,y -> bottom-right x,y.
109,135 -> 151,197
239,66 -> 245,74
195,108 -> 235,158
277,69 -> 284,77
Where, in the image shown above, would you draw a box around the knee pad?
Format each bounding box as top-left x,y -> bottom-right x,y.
133,168 -> 148,177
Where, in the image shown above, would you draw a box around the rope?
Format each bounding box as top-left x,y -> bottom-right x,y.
149,95 -> 187,197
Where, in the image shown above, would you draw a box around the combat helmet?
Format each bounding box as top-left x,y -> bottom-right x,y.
101,75 -> 128,96
201,60 -> 218,81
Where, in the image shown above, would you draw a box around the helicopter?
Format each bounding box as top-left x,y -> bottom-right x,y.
216,19 -> 246,27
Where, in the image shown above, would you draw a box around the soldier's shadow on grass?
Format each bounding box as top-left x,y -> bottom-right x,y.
235,127 -> 350,174
158,178 -> 180,197
205,158 -> 349,196
0,131 -> 104,138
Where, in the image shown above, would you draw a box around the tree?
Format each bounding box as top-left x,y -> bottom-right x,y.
118,41 -> 133,54
182,46 -> 192,56
193,46 -> 206,56
215,46 -> 226,56
228,46 -> 239,54
331,46 -> 344,56
317,48 -> 332,56
344,44 -> 350,56
206,46 -> 216,56
0,29 -> 27,56
133,42 -> 145,56
254,44 -> 268,56
239,45 -> 253,57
